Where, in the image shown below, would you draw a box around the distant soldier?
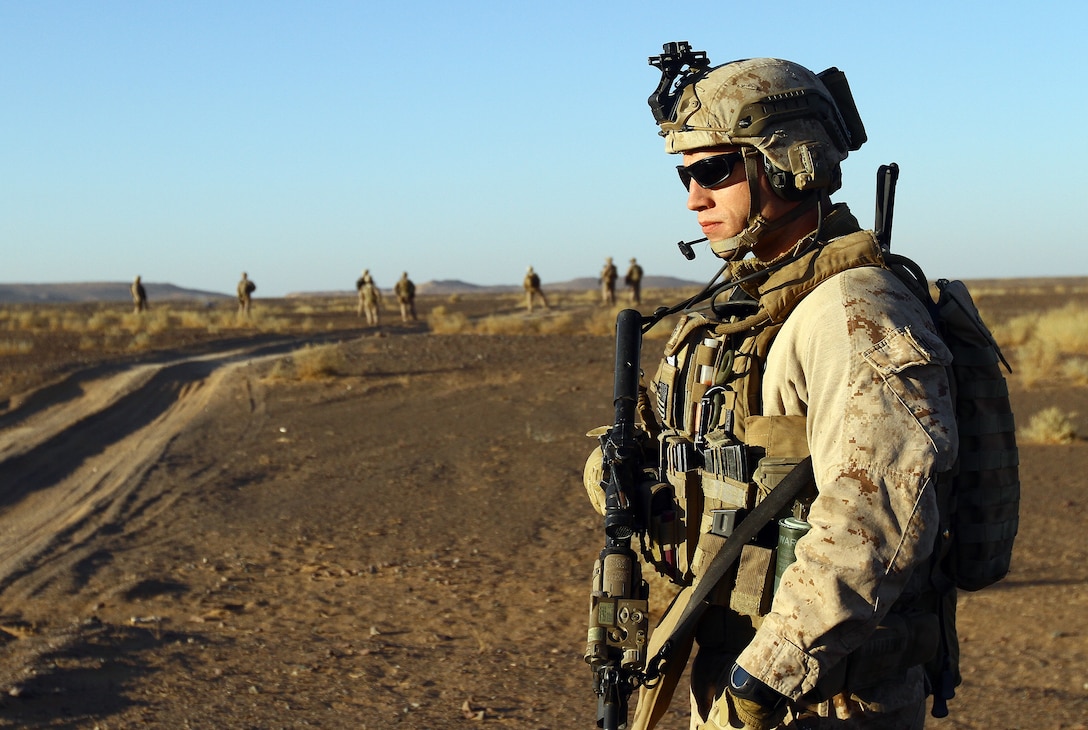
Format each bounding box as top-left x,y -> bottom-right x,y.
599,257 -> 618,305
237,272 -> 256,315
523,266 -> 549,313
624,257 -> 644,305
394,271 -> 417,322
356,269 -> 382,325
131,275 -> 148,313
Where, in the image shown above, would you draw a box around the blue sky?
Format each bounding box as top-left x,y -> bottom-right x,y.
3,1 -> 1085,297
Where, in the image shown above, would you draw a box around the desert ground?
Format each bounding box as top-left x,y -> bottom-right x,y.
0,284 -> 1085,729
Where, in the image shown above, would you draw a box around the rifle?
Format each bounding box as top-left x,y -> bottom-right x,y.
584,308 -> 650,729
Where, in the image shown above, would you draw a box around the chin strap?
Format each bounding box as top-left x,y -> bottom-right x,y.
708,147 -> 819,261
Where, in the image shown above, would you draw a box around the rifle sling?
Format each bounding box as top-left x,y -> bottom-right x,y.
650,456 -> 815,669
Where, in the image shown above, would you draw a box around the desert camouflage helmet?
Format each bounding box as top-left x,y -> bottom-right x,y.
650,45 -> 866,193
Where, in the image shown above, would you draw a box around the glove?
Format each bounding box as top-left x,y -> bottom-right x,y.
726,689 -> 787,730
723,663 -> 788,730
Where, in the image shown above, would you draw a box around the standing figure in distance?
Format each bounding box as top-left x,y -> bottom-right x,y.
394,271 -> 417,322
584,45 -> 959,730
600,257 -> 618,305
523,266 -> 549,313
131,275 -> 148,313
237,272 -> 256,315
624,257 -> 644,305
356,269 -> 382,325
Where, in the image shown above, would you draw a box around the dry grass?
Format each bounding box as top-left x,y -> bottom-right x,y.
0,339 -> 33,355
990,302 -> 1088,387
267,343 -> 347,381
0,300 -> 339,342
1019,407 -> 1079,444
426,302 -> 680,338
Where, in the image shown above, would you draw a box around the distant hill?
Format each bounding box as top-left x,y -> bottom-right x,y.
0,282 -> 230,304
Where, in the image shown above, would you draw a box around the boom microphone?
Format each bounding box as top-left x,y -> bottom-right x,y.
676,237 -> 707,260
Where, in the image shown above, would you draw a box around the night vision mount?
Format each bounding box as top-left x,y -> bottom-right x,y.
648,41 -> 710,125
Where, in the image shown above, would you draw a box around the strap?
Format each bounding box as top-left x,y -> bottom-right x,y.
645,456 -> 816,678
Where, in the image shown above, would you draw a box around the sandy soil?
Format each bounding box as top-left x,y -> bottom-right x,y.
0,289 -> 1084,729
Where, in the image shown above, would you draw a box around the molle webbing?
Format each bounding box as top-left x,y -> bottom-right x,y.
935,278 -> 1019,591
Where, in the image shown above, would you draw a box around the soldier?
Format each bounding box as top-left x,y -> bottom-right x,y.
584,46 -> 958,729
394,271 -> 417,322
356,269 -> 381,325
599,257 -> 618,305
131,275 -> 148,313
624,257 -> 644,305
237,272 -> 256,315
523,266 -> 549,313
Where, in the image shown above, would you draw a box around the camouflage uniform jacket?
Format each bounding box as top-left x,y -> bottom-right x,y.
733,221 -> 958,700
634,205 -> 958,726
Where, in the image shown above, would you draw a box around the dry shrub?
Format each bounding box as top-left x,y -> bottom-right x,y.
1061,358 -> 1088,386
269,343 -> 346,381
127,332 -> 153,351
993,302 -> 1088,387
990,313 -> 1037,349
0,338 -> 33,355
15,310 -> 40,330
580,307 -> 626,336
176,310 -> 209,329
537,312 -> 582,335
120,310 -> 171,335
570,290 -> 601,306
475,314 -> 529,335
1034,302 -> 1088,352
177,308 -> 235,333
85,311 -> 116,333
428,306 -> 470,334
266,358 -> 293,380
1015,340 -> 1062,388
1020,407 -> 1078,444
231,310 -> 292,333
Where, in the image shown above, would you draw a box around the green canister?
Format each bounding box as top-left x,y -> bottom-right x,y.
775,517 -> 812,593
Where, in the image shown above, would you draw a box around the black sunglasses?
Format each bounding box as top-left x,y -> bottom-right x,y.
676,152 -> 744,191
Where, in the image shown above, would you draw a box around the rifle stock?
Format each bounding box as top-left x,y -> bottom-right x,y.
585,309 -> 650,729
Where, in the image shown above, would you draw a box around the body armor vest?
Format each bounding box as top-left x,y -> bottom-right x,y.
645,219 -> 886,598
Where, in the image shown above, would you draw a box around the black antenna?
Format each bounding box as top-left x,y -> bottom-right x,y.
874,163 -> 899,251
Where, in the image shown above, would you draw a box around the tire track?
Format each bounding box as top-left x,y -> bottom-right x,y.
0,335 -> 348,602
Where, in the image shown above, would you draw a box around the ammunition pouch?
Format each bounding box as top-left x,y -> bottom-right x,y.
644,481 -> 689,584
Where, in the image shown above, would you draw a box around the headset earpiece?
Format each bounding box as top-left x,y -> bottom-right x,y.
764,156 -> 808,201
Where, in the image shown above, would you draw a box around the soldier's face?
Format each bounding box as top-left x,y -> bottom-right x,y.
681,147 -> 751,243
681,146 -> 808,260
